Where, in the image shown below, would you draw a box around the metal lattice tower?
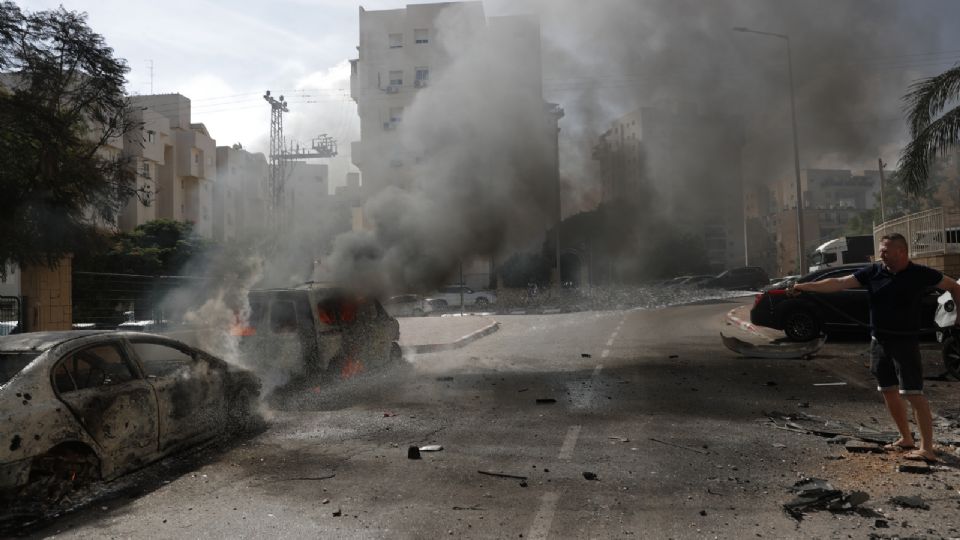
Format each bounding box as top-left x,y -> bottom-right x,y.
263,90 -> 288,222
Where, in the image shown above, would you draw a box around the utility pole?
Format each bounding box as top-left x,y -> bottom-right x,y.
878,158 -> 887,224
264,90 -> 289,226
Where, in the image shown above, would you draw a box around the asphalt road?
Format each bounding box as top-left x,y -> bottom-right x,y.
16,298 -> 960,539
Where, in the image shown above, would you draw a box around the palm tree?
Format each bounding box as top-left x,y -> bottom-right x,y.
898,65 -> 960,194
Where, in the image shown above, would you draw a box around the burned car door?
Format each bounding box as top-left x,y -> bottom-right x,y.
129,341 -> 226,451
53,342 -> 159,473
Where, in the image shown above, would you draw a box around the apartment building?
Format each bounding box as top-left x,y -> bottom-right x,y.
119,107 -> 171,231
214,146 -> 269,242
593,105 -> 746,272
126,94 -> 217,238
287,161 -> 330,225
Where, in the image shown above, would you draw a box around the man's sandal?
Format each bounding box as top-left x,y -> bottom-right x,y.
903,450 -> 939,463
882,442 -> 917,451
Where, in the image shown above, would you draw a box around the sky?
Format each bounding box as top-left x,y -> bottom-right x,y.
19,0 -> 960,201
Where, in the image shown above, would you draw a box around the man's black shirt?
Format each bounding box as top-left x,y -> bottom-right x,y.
852,262 -> 942,339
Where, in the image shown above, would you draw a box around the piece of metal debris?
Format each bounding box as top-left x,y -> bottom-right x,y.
896,462 -> 931,474
812,382 -> 847,386
535,398 -> 557,404
478,470 -> 527,480
890,495 -> 929,510
407,446 -> 422,460
721,333 -> 824,359
419,445 -> 443,452
844,440 -> 883,454
581,353 -> 592,358
783,477 -> 869,520
582,472 -> 598,481
649,437 -> 709,455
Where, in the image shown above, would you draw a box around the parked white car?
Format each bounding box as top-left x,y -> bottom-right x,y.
426,285 -> 497,308
382,295 -> 433,317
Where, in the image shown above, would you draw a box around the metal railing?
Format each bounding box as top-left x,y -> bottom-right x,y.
874,207 -> 960,257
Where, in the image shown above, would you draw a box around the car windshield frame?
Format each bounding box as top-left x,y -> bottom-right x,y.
0,351 -> 41,386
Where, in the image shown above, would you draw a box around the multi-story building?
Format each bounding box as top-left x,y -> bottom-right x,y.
349,2 -> 563,287
287,161 -> 330,224
119,107 -> 171,231
126,94 -> 217,238
214,145 -> 269,243
593,105 -> 746,272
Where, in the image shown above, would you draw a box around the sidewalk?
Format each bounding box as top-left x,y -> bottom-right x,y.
398,314 -> 499,354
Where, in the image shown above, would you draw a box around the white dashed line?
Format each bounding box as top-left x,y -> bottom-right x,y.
558,425 -> 582,459
606,338 -> 614,346
611,331 -> 619,339
601,349 -> 610,358
527,492 -> 561,540
592,365 -> 603,377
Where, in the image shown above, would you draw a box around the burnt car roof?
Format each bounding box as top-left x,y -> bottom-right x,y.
0,330 -> 113,352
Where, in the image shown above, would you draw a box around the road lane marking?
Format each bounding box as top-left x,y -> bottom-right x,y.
558,425 -> 582,459
527,492 -> 561,540
606,337 -> 614,346
593,365 -> 603,377
611,331 -> 619,339
601,349 -> 610,358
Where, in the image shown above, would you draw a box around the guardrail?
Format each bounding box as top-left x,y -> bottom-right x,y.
874,207 -> 960,257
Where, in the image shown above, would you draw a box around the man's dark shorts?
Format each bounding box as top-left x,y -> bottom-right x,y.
870,338 -> 924,395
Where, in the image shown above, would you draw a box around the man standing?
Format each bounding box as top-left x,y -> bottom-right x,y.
790,233 -> 960,462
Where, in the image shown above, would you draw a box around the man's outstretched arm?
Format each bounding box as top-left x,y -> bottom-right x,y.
791,274 -> 861,295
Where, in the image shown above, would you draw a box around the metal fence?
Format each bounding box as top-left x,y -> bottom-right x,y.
72,272 -> 212,328
0,295 -> 20,335
874,207 -> 960,257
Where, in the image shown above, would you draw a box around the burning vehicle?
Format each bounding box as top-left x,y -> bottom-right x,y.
233,284 -> 402,384
0,331 -> 260,502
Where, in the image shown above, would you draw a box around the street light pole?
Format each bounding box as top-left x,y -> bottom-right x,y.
734,27 -> 806,275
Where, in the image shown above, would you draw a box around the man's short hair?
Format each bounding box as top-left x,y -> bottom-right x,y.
881,233 -> 908,250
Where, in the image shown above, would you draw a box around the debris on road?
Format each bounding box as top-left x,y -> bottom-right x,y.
436,376 -> 454,382
582,471 -> 598,480
420,445 -> 444,452
812,382 -> 847,386
845,440 -> 883,454
890,495 -> 930,510
581,353 -> 592,358
896,462 -> 932,474
649,437 -> 709,455
668,354 -> 680,359
721,333 -> 824,359
478,470 -> 528,480
608,436 -> 630,443
452,505 -> 484,511
383,411 -> 397,417
408,446 -> 422,460
332,508 -> 343,517
783,477 -> 869,520
535,398 -> 557,404
764,411 -> 900,445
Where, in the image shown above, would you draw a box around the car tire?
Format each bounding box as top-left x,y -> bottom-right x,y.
783,310 -> 820,342
228,387 -> 260,432
476,297 -> 489,308
942,335 -> 960,381
22,444 -> 100,503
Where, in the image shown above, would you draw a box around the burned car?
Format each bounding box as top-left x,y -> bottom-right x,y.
233,284 -> 402,383
0,331 -> 260,502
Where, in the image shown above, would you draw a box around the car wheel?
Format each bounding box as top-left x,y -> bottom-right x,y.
783,310 -> 820,342
476,297 -> 489,308
22,444 -> 99,503
942,335 -> 960,381
228,387 -> 260,431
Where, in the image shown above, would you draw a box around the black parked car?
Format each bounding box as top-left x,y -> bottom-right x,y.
749,263 -> 941,341
702,266 -> 770,291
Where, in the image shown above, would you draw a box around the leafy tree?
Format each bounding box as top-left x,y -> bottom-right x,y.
75,220 -> 211,276
0,3 -> 140,271
899,64 -> 960,194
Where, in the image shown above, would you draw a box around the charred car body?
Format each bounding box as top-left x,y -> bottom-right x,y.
234,284 -> 402,383
0,331 -> 260,502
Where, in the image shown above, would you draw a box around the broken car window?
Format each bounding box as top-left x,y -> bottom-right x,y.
0,352 -> 39,386
131,342 -> 194,377
271,300 -> 299,333
57,344 -> 136,392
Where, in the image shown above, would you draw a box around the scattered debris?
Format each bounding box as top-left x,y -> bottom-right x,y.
772,443 -> 787,449
668,354 -> 680,359
813,382 -> 847,386
609,436 -> 630,443
699,510 -> 707,516
798,402 -> 810,408
452,505 -> 484,511
518,388 -> 529,393
581,353 -> 592,358
896,462 -> 931,474
408,446 -> 422,460
322,499 -> 330,505
827,436 -> 852,445
478,470 -> 527,481
845,440 -> 883,454
765,381 -> 778,386
535,398 -> 557,404
765,411 -> 899,445
420,445 -> 443,452
332,508 -> 343,517
436,376 -> 454,382
889,495 -> 929,510
721,333 -> 824,359
649,437 -> 709,455
874,519 -> 888,528
783,478 -> 869,520
383,412 -> 397,417
582,472 -> 598,481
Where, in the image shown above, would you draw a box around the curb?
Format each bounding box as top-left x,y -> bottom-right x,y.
725,307 -> 766,338
401,320 -> 501,354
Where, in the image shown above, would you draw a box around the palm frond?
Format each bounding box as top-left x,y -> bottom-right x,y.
904,64 -> 960,137
897,105 -> 960,194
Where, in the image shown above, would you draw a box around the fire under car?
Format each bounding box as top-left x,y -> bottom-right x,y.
0,331 -> 261,503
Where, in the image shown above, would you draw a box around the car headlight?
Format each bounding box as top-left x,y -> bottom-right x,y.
946,300 -> 955,313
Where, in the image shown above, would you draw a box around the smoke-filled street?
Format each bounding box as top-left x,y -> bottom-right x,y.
14,299 -> 959,539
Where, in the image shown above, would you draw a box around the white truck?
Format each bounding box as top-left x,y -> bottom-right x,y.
809,235 -> 874,273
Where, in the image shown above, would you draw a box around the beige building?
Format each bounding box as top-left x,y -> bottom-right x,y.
214,146 -> 269,242
119,107 -> 172,231
125,94 -> 217,238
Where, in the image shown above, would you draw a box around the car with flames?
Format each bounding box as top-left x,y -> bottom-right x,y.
749,263 -> 941,341
0,331 -> 260,502
233,283 -> 402,383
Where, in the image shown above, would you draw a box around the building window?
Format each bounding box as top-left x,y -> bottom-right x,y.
147,130 -> 156,143
389,106 -> 403,123
389,70 -> 403,86
141,161 -> 150,178
389,33 -> 403,48
415,28 -> 429,44
415,67 -> 429,86
193,152 -> 200,164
